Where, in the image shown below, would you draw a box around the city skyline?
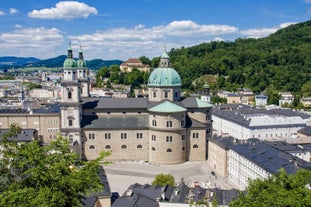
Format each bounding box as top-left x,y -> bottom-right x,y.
0,0 -> 310,60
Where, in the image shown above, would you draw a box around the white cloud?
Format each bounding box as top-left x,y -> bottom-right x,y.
9,8 -> 19,14
0,20 -> 295,60
0,27 -> 64,58
28,1 -> 97,19
14,24 -> 22,28
240,22 -> 296,38
305,0 -> 311,3
0,11 -> 5,16
67,20 -> 239,59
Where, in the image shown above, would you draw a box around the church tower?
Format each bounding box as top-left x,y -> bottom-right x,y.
60,43 -> 83,157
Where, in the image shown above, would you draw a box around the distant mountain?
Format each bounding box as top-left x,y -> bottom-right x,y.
0,56 -> 40,69
0,55 -> 123,70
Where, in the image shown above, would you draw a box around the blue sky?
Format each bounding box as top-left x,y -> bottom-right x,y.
0,0 -> 310,60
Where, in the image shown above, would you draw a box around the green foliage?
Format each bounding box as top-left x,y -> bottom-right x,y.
139,56 -> 151,65
0,124 -> 110,207
167,20 -> 311,93
229,168 -> 311,207
152,173 -> 175,187
0,75 -> 14,80
22,82 -> 42,90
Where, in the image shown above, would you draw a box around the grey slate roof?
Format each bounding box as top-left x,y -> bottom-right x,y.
82,97 -> 212,111
231,140 -> 311,175
81,115 -> 149,129
112,194 -> 158,207
208,136 -> 236,150
0,103 -> 60,114
297,126 -> 311,136
0,129 -> 37,142
213,104 -> 311,128
266,141 -> 303,152
82,97 -> 149,109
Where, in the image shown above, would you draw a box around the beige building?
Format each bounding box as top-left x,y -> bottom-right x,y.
207,136 -> 233,177
120,58 -> 150,73
0,106 -> 61,144
61,47 -> 213,164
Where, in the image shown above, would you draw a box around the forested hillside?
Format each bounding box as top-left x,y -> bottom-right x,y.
168,20 -> 311,97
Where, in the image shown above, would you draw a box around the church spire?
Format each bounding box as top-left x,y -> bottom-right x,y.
67,42 -> 73,59
159,46 -> 170,68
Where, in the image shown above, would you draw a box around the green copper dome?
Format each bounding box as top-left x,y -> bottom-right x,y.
63,58 -> 77,68
77,59 -> 86,68
148,50 -> 181,87
148,68 -> 181,86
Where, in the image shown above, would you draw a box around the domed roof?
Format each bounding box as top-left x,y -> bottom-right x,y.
147,50 -> 181,87
77,59 -> 86,68
63,58 -> 77,68
148,68 -> 181,86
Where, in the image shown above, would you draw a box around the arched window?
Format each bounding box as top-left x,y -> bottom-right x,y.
89,145 -> 95,150
105,145 -> 111,149
121,145 -> 127,149
152,147 -> 156,151
166,148 -> 172,152
137,144 -> 142,149
166,121 -> 172,128
68,91 -> 72,99
193,144 -> 198,148
152,120 -> 157,127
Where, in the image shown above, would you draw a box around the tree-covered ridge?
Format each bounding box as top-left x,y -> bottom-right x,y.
168,20 -> 311,95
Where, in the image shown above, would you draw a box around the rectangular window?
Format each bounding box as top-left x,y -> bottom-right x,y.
137,133 -> 143,139
105,133 -> 111,139
164,91 -> 168,98
182,134 -> 185,141
166,136 -> 173,142
166,121 -> 172,127
121,133 -> 127,139
68,119 -> 73,126
88,133 -> 95,140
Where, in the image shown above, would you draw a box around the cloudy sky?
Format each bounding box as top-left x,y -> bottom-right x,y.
0,0 -> 310,60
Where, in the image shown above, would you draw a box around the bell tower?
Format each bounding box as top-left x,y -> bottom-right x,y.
60,43 -> 83,157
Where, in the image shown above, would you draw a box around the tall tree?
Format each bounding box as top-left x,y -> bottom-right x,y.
0,124 -> 110,206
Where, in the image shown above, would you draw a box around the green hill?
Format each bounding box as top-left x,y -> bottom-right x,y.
168,20 -> 311,96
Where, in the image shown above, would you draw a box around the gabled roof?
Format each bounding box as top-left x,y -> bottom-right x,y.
148,100 -> 187,113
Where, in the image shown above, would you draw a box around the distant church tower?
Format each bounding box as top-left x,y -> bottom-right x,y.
60,43 -> 89,157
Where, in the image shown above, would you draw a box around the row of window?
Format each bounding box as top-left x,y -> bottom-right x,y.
47,128 -> 58,133
88,144 -> 199,150
152,91 -> 179,98
152,120 -> 185,127
88,133 -> 199,141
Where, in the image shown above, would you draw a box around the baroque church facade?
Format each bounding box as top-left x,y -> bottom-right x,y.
60,45 -> 213,164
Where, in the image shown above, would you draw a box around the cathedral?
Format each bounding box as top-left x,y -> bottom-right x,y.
60,44 -> 213,164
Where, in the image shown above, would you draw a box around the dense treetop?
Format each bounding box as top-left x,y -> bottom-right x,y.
167,20 -> 311,96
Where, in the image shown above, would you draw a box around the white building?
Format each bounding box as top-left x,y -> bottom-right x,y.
228,139 -> 311,190
279,92 -> 294,107
255,94 -> 268,107
212,104 -> 310,140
